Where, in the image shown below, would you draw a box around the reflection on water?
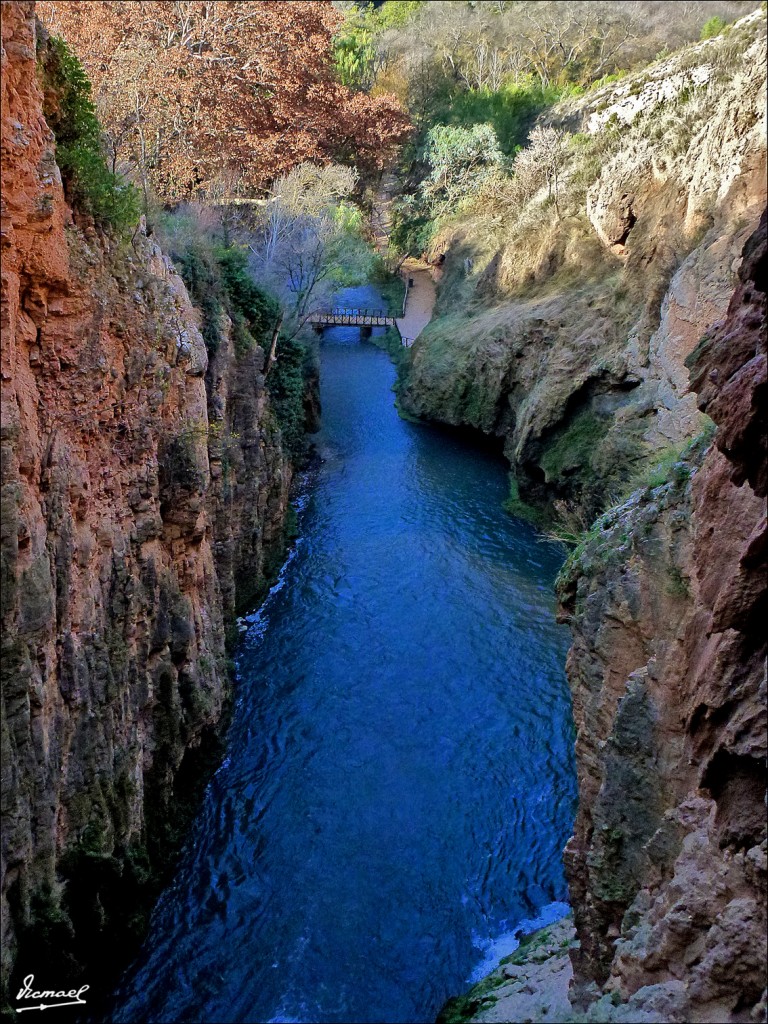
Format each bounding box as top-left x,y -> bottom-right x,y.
111,287 -> 576,1024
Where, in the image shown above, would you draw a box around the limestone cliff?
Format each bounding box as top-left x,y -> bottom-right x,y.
399,13 -> 766,525
407,14 -> 766,1024
555,209 -> 766,1024
0,2 -> 301,1010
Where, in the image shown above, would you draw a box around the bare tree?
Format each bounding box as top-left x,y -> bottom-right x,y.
248,163 -> 365,335
511,126 -> 568,216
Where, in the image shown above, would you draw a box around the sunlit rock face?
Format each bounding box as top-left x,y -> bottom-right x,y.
1,2 -> 294,1004
558,212 -> 767,1024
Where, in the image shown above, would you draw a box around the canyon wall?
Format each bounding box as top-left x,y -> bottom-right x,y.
557,211 -> 766,1023
399,13 -> 766,526
401,15 -> 766,1024
0,2 -> 300,1008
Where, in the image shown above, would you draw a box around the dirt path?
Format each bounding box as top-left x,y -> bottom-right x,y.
396,259 -> 436,345
370,178 -> 437,345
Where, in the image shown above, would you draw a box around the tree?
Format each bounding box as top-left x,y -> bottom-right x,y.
515,2 -> 638,88
248,163 -> 373,335
421,122 -> 504,212
700,15 -> 727,39
38,1 -> 412,201
510,126 -> 568,216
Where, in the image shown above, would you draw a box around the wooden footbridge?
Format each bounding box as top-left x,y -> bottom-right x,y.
308,308 -> 396,328
308,274 -> 421,347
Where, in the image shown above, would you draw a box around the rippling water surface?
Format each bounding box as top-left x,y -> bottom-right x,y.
112,288 -> 577,1024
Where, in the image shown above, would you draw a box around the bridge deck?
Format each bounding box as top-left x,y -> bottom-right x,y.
309,308 -> 395,327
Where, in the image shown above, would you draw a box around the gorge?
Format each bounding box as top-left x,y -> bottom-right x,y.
108,291 -> 576,1024
1,2 -> 766,1023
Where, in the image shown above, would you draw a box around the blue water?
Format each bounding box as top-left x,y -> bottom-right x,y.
111,288 -> 576,1023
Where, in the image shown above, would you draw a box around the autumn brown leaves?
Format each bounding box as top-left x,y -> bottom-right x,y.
37,1 -> 412,202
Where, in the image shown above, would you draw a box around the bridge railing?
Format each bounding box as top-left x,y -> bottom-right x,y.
309,307 -> 395,325
325,307 -> 390,319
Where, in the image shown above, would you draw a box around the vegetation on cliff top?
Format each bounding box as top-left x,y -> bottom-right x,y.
37,34 -> 139,230
38,0 -> 412,202
332,0 -> 758,260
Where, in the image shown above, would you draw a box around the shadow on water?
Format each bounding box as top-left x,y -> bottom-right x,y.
109,284 -> 577,1024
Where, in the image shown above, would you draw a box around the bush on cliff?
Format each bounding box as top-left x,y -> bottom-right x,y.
701,15 -> 728,38
266,335 -> 316,461
159,212 -> 279,358
38,35 -> 139,232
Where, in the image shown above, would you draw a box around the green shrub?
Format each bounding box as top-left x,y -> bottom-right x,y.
39,36 -> 139,231
540,410 -> 605,482
215,244 -> 279,354
700,16 -> 727,39
442,80 -> 561,156
368,256 -> 406,314
167,228 -> 279,357
172,240 -> 226,353
666,566 -> 690,597
504,476 -> 547,526
333,17 -> 376,89
266,335 -> 315,458
333,1 -> 423,89
641,446 -> 686,489
390,194 -> 436,256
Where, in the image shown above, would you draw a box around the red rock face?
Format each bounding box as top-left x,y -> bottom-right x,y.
690,213 -> 768,501
558,214 -> 767,1022
1,1 -> 294,1003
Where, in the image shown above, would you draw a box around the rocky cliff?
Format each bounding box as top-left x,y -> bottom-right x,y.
0,2 -> 302,1010
399,13 -> 766,527
438,236 -> 767,1024
404,14 -> 767,1024
555,209 -> 766,1024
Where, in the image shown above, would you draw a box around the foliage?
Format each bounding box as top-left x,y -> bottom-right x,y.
389,193 -> 437,257
540,411 -> 607,483
666,565 -> 690,597
368,256 -> 406,315
332,0 -> 755,141
504,477 -> 547,526
249,163 -> 374,333
628,420 -> 715,495
440,79 -> 562,155
170,235 -> 226,355
159,211 -> 279,357
159,427 -> 207,494
333,1 -> 423,90
373,1 -> 425,31
389,122 -> 505,253
387,74 -> 562,256
266,335 -> 315,459
38,35 -> 139,230
422,123 -> 504,209
39,1 -> 412,200
333,3 -> 377,90
701,15 -> 728,38
216,246 -> 280,357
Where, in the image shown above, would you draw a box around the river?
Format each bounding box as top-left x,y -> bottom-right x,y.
111,287 -> 577,1024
